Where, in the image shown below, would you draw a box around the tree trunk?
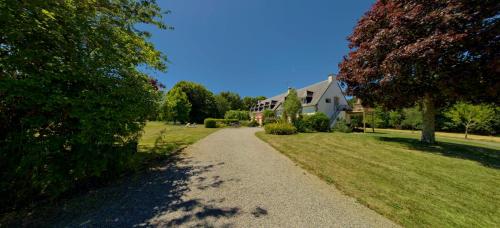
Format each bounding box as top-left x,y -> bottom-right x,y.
363,111 -> 366,133
465,126 -> 468,139
421,94 -> 435,144
371,112 -> 375,133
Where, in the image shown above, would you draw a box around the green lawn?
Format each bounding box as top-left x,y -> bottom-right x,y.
256,130 -> 500,227
138,121 -> 218,153
134,121 -> 218,165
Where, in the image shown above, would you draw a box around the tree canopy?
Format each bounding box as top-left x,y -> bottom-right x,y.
218,91 -> 244,110
444,102 -> 496,138
163,87 -> 191,123
170,81 -> 217,123
243,96 -> 267,110
0,0 -> 167,210
283,89 -> 302,122
214,94 -> 231,118
338,0 -> 499,143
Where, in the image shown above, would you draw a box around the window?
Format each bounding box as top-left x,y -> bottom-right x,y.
302,106 -> 316,114
325,98 -> 331,103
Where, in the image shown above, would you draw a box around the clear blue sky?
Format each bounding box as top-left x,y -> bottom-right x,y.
145,0 -> 374,98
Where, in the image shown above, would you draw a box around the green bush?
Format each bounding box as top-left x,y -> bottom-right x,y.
224,110 -> 250,120
247,120 -> 259,127
204,118 -> 240,128
303,113 -> 331,132
263,109 -> 275,118
263,117 -> 277,125
204,118 -> 217,128
0,1 -> 166,211
293,118 -> 311,133
265,122 -> 297,135
333,119 -> 353,133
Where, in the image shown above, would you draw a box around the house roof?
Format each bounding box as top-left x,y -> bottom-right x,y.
254,79 -> 332,111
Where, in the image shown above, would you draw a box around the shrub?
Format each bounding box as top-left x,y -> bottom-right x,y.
224,110 -> 250,121
247,120 -> 259,127
0,0 -> 166,211
204,118 -> 217,128
333,119 -> 353,133
263,117 -> 277,125
204,118 -> 240,128
293,118 -> 310,133
265,122 -> 297,135
303,113 -> 330,132
263,109 -> 275,118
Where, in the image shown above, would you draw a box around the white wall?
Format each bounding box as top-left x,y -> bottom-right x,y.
316,80 -> 349,119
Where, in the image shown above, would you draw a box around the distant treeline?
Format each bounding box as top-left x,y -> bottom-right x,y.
156,80 -> 266,123
348,99 -> 500,136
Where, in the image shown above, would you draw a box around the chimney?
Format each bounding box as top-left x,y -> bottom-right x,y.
328,73 -> 335,83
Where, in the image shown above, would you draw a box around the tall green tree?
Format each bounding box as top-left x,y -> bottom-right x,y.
388,110 -> 404,129
0,0 -> 167,209
338,0 -> 499,143
444,102 -> 496,139
283,89 -> 302,122
402,107 -> 423,132
163,87 -> 191,124
373,106 -> 390,128
214,94 -> 231,118
219,91 -> 244,110
171,81 -> 217,123
243,96 -> 266,110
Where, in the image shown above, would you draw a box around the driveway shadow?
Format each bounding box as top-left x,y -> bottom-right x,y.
377,136 -> 499,169
15,152 -> 240,227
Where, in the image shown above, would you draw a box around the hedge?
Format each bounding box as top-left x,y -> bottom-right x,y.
303,112 -> 331,132
264,122 -> 297,135
224,110 -> 250,120
204,118 -> 240,128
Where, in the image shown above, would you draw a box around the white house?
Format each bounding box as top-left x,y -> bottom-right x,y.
250,74 -> 351,127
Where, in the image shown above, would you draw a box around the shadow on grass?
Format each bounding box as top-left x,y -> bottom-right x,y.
377,136 -> 500,169
5,132 -> 240,227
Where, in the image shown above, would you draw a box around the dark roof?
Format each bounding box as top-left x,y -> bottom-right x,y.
262,79 -> 331,106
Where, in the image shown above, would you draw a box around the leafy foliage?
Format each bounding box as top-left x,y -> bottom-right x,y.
242,96 -> 266,110
293,118 -> 309,133
214,94 -> 231,118
204,118 -> 217,128
263,109 -> 275,118
170,81 -> 217,123
402,107 -> 423,131
265,122 -> 298,135
204,118 -> 240,128
388,110 -> 404,129
0,0 -> 167,210
338,0 -> 499,143
303,113 -> 331,132
218,91 -> 244,110
333,119 -> 353,133
224,110 -> 249,121
247,120 -> 259,127
444,102 -> 496,138
283,89 -> 302,122
162,87 -> 191,123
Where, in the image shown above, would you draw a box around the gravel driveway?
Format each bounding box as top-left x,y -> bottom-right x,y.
51,128 -> 397,227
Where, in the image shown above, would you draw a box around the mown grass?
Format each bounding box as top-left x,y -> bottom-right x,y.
134,121 -> 218,165
375,128 -> 500,143
256,129 -> 500,227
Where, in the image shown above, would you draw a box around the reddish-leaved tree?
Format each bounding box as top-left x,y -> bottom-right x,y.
338,0 -> 499,143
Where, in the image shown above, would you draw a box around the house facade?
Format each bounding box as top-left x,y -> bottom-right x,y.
250,74 -> 350,127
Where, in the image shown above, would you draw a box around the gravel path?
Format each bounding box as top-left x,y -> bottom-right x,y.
52,128 -> 398,227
